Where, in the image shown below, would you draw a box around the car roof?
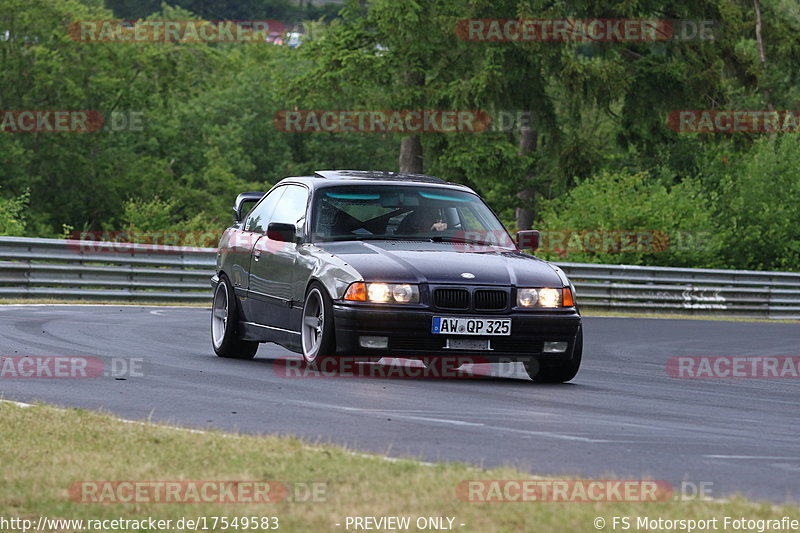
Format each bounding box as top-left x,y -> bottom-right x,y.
314,169 -> 446,183
277,170 -> 476,193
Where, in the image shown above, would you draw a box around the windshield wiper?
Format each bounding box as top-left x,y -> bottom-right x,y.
348,235 -> 430,241
429,235 -> 510,247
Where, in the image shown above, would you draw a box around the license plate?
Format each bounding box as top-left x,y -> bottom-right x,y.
445,338 -> 491,350
431,317 -> 511,336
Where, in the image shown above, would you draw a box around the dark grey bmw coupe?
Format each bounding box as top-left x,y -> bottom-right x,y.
211,170 -> 582,382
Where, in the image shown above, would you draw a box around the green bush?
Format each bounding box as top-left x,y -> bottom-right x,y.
712,136 -> 800,271
535,170 -> 723,268
119,197 -> 222,248
0,189 -> 30,237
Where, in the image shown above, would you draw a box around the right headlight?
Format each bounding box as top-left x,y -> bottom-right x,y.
516,287 -> 574,308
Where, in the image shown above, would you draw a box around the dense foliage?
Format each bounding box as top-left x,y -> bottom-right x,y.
0,0 -> 798,270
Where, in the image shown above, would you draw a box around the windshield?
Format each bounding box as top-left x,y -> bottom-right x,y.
311,185 -> 515,248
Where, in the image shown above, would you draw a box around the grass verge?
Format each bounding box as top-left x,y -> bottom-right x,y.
0,402 -> 796,532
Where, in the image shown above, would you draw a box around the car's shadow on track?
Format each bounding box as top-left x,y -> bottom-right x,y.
227,355 -> 586,387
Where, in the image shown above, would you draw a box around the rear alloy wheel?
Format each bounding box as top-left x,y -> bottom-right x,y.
301,283 -> 335,366
524,326 -> 583,383
211,275 -> 258,359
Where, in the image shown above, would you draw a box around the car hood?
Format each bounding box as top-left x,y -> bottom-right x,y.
314,240 -> 563,287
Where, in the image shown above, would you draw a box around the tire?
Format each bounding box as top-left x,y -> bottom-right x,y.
524,326 -> 582,383
211,275 -> 259,359
301,282 -> 335,366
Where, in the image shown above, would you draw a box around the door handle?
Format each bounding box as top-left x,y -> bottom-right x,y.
253,250 -> 262,261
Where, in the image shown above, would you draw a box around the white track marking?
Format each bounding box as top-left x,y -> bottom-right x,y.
704,455 -> 799,460
289,400 -> 613,443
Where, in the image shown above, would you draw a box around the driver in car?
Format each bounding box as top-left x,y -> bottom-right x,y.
412,208 -> 447,232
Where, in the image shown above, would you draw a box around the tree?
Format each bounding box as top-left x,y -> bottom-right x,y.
283,0 -> 474,173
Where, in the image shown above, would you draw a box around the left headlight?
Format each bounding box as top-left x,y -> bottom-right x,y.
343,282 -> 420,304
516,287 -> 574,308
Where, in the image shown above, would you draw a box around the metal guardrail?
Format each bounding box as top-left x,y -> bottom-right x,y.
0,236 -> 215,302
558,262 -> 800,320
0,237 -> 797,318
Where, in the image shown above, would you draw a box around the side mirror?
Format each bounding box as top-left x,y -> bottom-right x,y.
233,191 -> 266,224
267,222 -> 296,243
516,230 -> 540,251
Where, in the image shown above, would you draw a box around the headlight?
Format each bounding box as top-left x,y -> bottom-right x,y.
367,283 -> 391,302
392,283 -> 416,303
537,288 -> 560,308
516,287 -> 574,308
517,288 -> 538,307
344,282 -> 420,304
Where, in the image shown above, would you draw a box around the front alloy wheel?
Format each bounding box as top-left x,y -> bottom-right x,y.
301,283 -> 334,365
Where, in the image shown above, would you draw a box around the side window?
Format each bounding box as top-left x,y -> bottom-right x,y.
269,185 -> 309,237
245,186 -> 285,233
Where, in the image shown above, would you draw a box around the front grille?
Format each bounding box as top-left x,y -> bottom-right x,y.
474,289 -> 508,311
434,288 -> 469,310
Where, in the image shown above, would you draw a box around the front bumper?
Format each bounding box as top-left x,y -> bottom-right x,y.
332,303 -> 581,362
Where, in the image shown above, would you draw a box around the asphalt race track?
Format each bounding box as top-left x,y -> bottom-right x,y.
0,305 -> 798,503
